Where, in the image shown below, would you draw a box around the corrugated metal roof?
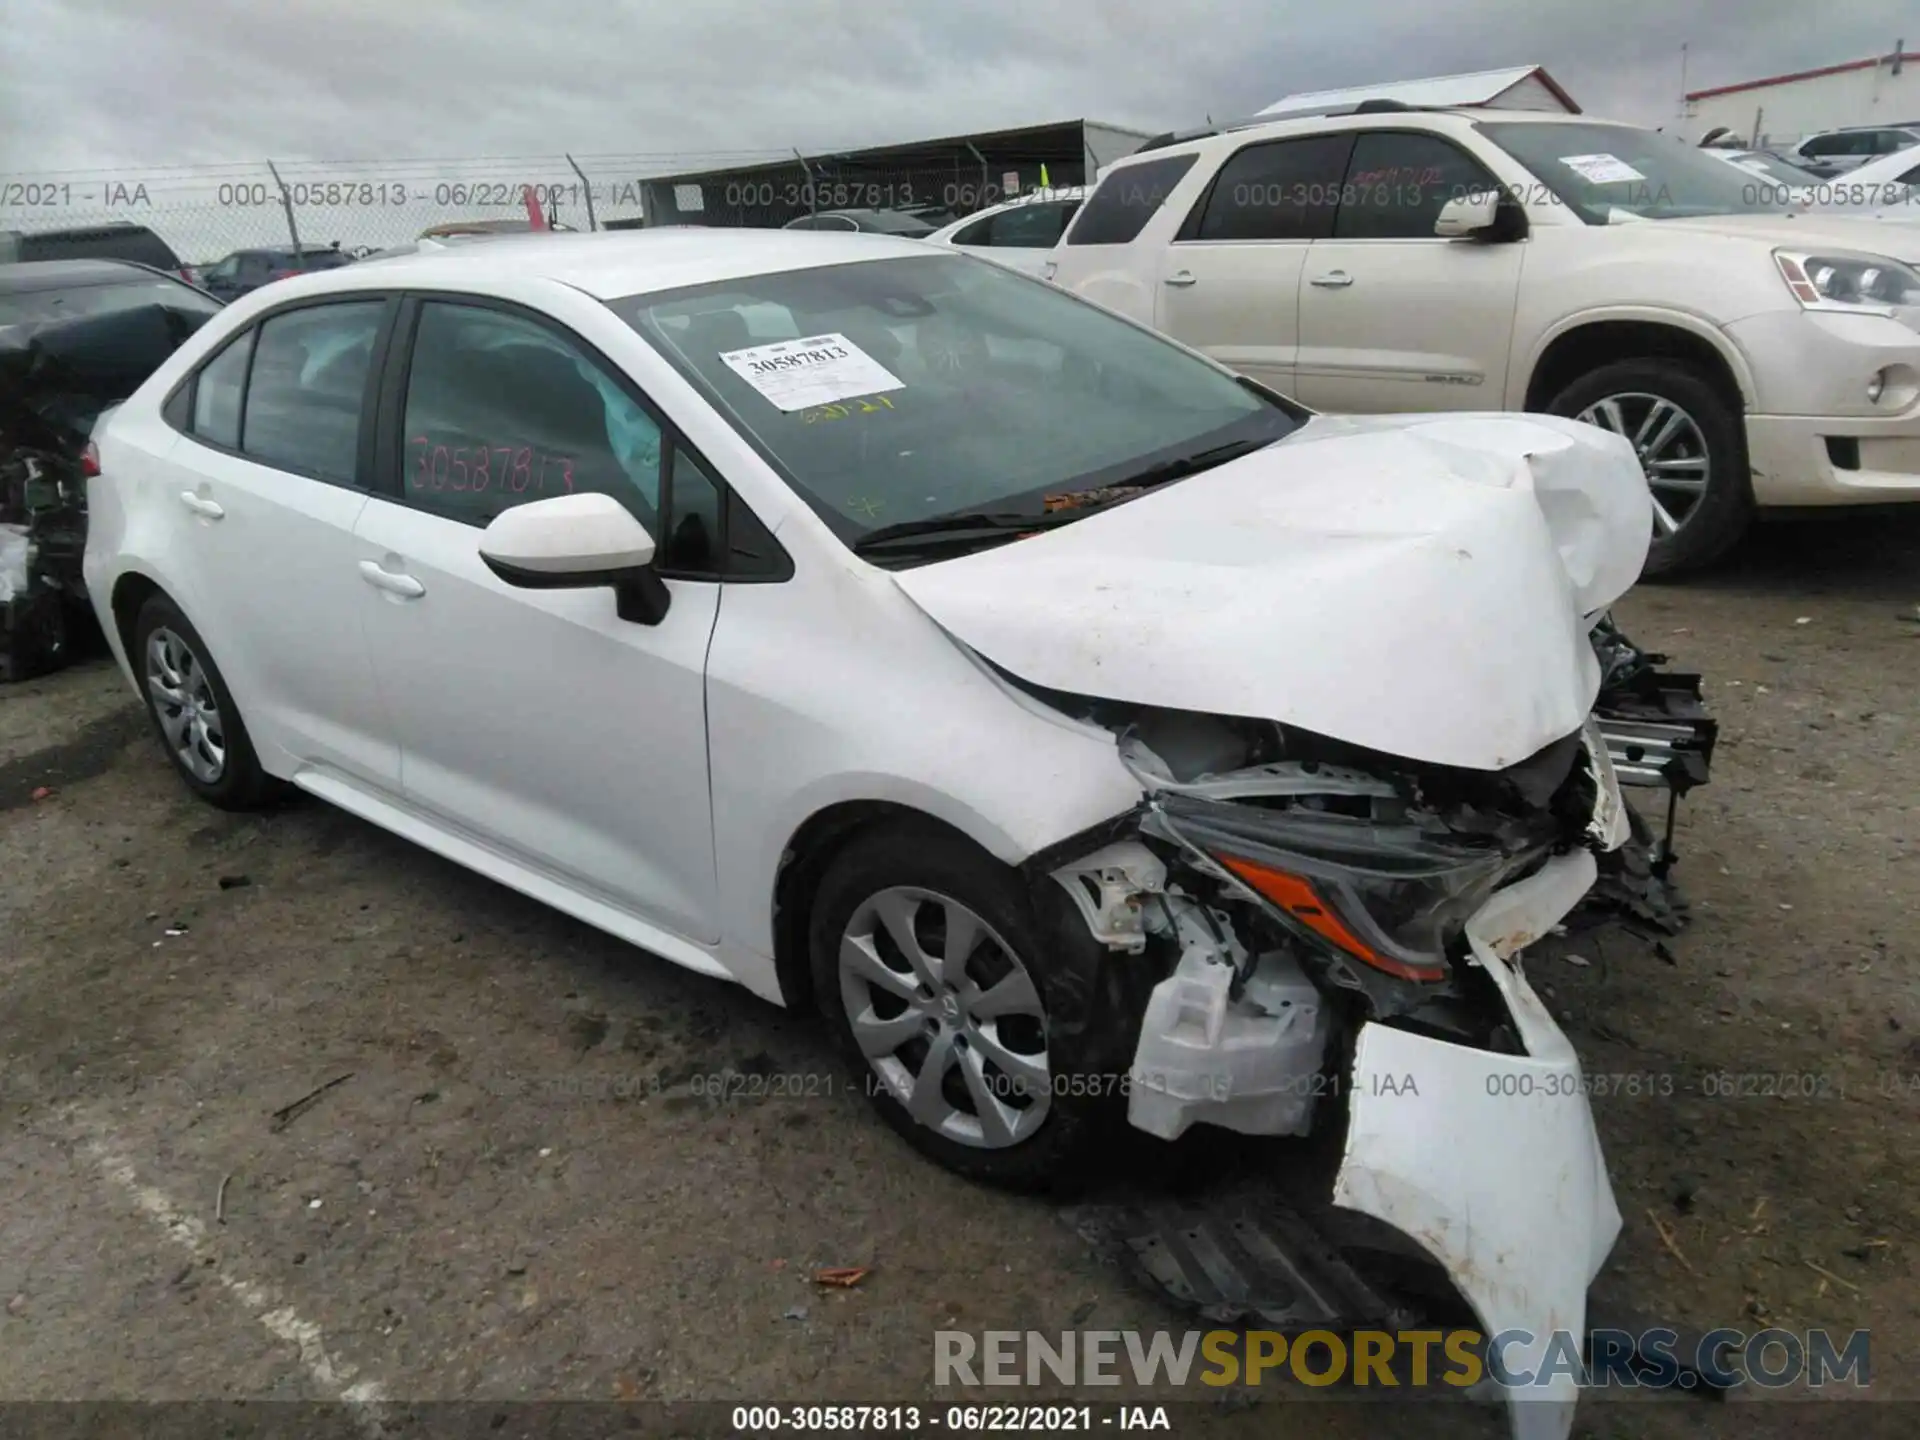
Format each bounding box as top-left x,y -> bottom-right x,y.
1258,65 -> 1578,117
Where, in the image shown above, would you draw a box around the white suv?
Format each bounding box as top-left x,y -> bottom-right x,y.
1046,105 -> 1920,575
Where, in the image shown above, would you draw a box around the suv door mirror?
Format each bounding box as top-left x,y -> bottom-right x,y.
1434,191 -> 1528,243
479,493 -> 671,624
1434,191 -> 1499,237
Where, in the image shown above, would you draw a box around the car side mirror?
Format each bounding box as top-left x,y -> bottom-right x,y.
1434,190 -> 1528,243
478,492 -> 671,625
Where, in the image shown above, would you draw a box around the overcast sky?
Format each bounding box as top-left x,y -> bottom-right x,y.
2,0 -> 1915,173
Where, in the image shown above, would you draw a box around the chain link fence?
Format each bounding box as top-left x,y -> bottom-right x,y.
0,153 -> 798,267
3,144 -> 1098,263
654,150 -> 1091,229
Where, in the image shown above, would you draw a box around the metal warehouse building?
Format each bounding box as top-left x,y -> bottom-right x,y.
1685,46 -> 1920,147
638,119 -> 1153,229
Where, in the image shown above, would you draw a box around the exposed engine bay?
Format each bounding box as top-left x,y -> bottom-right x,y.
1022,615 -> 1707,1440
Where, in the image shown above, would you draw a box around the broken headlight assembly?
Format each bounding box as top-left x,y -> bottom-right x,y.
1151,788 -> 1546,985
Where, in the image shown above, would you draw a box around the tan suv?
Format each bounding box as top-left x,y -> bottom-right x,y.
1046,104 -> 1920,575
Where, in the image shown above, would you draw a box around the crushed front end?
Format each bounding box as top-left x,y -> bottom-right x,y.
1043,702 -> 1633,1440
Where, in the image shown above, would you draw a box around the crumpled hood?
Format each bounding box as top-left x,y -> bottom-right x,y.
892,412 -> 1651,772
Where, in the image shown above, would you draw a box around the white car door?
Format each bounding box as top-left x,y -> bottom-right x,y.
1152,134 -> 1354,396
349,297 -> 723,943
144,299 -> 401,786
1295,130 -> 1525,414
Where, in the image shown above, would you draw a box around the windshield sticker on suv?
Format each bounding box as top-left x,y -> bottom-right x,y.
719,333 -> 905,413
1558,154 -> 1647,185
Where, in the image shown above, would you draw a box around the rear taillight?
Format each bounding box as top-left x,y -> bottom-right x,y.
82,442 -> 101,478
269,268 -> 298,280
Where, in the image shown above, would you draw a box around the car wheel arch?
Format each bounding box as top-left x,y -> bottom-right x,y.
109,570 -> 170,662
1521,313 -> 1752,416
770,800 -> 1009,1014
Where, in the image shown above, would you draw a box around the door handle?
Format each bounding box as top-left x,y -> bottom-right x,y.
358,560 -> 426,598
1310,271 -> 1354,289
178,491 -> 225,519
1163,270 -> 1197,287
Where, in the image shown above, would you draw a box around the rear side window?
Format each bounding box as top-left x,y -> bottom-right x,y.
241,302 -> 384,484
400,301 -> 664,527
1334,132 -> 1501,239
192,331 -> 253,448
990,199 -> 1080,247
1067,155 -> 1198,245
1187,135 -> 1353,242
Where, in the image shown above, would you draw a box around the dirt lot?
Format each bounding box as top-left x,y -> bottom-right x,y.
2,513 -> 1917,1439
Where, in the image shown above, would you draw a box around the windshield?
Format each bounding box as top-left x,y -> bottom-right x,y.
613,254 -> 1296,549
0,277 -> 220,328
1480,121 -> 1787,222
857,211 -> 938,236
1714,152 -> 1817,186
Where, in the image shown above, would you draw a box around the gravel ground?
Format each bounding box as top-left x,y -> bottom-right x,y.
2,513 -> 1917,1439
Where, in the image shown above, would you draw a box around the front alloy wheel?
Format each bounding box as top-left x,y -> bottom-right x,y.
1575,392 -> 1710,540
837,886 -> 1052,1149
1548,358 -> 1752,578
146,626 -> 226,783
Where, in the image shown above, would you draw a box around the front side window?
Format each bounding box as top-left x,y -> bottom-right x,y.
1334,132 -> 1500,239
1067,154 -> 1199,245
1189,135 -> 1353,241
400,302 -> 663,527
614,253 -> 1298,556
1479,121 -> 1779,222
240,302 -> 383,484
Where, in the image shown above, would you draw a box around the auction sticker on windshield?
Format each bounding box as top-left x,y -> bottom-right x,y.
1558,154 -> 1647,185
719,333 -> 905,412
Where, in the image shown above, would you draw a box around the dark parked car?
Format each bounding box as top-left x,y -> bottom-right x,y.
0,223 -> 190,278
1,260 -> 222,679
780,208 -> 940,236
193,246 -> 353,301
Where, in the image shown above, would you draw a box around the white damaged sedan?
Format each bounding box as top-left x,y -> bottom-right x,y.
87,230 -> 1650,1438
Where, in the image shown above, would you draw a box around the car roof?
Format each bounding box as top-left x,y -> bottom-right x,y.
271,227 -> 935,301
0,258 -> 165,294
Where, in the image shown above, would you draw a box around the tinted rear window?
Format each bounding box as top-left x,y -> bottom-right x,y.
0,278 -> 220,328
17,229 -> 181,269
1067,155 -> 1199,245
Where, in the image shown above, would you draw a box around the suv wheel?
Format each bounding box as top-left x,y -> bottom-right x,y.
1548,359 -> 1752,578
809,823 -> 1142,1192
133,596 -> 281,810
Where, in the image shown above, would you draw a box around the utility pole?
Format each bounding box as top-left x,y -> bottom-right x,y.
565,154 -> 599,231
1678,42 -> 1690,122
265,160 -> 302,253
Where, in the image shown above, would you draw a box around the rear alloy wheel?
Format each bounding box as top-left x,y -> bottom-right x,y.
1548,358 -> 1753,578
132,595 -> 281,810
809,824 -> 1147,1191
146,625 -> 226,784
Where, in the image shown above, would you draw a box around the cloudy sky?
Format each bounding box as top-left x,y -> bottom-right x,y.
3,0 -> 1914,171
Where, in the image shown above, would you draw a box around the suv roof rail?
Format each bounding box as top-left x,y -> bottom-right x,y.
1129,98 -> 1458,155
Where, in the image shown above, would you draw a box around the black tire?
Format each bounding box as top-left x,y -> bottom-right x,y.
131,595 -> 282,810
1546,358 -> 1753,579
809,822 -> 1151,1192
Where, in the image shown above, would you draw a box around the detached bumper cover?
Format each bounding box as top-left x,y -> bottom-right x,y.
1334,850 -> 1622,1440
